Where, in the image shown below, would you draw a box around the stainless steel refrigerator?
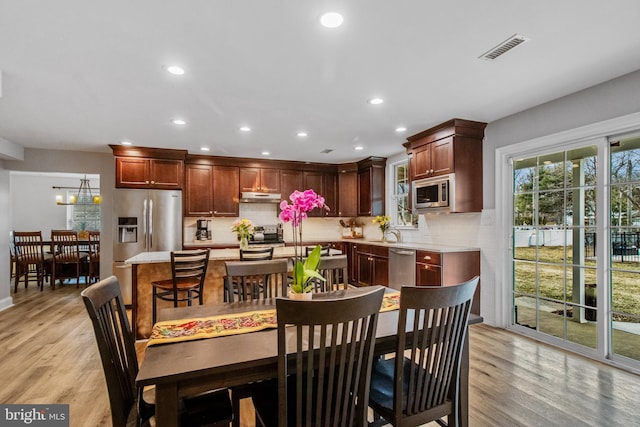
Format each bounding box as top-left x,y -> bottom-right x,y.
112,189 -> 183,304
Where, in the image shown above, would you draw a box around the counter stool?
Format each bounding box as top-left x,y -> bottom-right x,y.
151,249 -> 210,324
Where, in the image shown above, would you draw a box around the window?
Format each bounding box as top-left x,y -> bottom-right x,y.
65,189 -> 101,232
390,160 -> 414,226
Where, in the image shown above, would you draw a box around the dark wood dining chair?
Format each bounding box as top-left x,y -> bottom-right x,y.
82,275 -> 233,427
252,286 -> 385,427
316,254 -> 349,292
240,246 -> 274,261
223,258 -> 288,303
12,231 -> 52,292
368,277 -> 479,427
87,230 -> 100,284
224,258 -> 288,427
51,229 -> 85,289
151,249 -> 210,324
305,244 -> 331,256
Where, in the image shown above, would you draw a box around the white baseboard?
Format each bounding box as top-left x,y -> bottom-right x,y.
0,296 -> 14,312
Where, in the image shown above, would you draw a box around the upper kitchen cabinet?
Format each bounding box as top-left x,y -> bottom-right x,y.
111,146 -> 186,189
404,118 -> 486,213
337,164 -> 358,217
280,169 -> 303,202
212,165 -> 239,217
239,167 -> 280,193
185,163 -> 213,216
357,157 -> 386,217
185,157 -> 239,217
303,170 -> 337,217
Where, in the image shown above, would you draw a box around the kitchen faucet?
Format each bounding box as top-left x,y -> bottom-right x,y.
387,229 -> 402,243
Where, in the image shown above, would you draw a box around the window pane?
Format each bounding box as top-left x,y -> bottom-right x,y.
513,230 -> 536,261
538,153 -> 566,191
514,193 -> 534,226
514,293 -> 536,329
514,159 -> 536,193
538,190 -> 565,226
538,263 -> 565,302
538,299 -> 565,340
513,260 -> 536,295
566,303 -> 597,349
566,146 -> 597,187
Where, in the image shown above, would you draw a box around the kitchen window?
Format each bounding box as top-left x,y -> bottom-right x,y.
390,160 -> 414,226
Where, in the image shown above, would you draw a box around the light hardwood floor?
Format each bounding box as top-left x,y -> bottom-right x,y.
1,283 -> 639,426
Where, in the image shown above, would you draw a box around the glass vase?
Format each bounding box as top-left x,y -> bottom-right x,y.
240,236 -> 249,250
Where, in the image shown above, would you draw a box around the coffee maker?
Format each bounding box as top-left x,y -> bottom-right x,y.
196,219 -> 211,240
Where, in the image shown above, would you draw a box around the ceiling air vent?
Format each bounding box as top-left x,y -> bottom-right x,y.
479,34 -> 530,61
321,149 -> 334,154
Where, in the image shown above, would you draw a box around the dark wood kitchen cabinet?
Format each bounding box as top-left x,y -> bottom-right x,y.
415,249 -> 481,314
411,136 -> 453,179
280,169 -> 303,203
355,244 -> 389,287
303,171 -> 337,217
185,164 -> 239,217
239,167 -> 280,193
185,163 -> 213,216
357,157 -> 386,217
338,169 -> 358,217
115,157 -> 184,189
212,165 -> 239,216
404,118 -> 486,213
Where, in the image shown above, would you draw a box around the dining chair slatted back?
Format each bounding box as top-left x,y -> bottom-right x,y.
51,230 -> 83,288
240,247 -> 274,261
368,277 -> 479,427
305,244 -> 331,257
81,276 -> 145,427
13,231 -> 50,292
88,231 -> 100,284
151,249 -> 210,324
224,259 -> 288,303
83,275 -> 233,427
252,286 -> 384,427
316,255 -> 348,292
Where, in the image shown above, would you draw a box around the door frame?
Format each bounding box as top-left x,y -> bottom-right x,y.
495,111 -> 640,372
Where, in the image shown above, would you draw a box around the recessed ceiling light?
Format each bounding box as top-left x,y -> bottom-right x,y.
172,118 -> 187,125
320,12 -> 343,28
354,145 -> 364,151
120,140 -> 132,146
240,126 -> 251,132
395,126 -> 407,133
200,147 -> 210,152
165,65 -> 185,75
297,131 -> 308,137
368,98 -> 384,105
261,151 -> 270,156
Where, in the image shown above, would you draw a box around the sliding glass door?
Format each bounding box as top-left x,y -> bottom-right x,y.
512,146 -> 598,349
511,135 -> 640,367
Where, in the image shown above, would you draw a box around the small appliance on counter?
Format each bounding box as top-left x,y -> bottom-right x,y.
196,219 -> 212,241
250,224 -> 284,245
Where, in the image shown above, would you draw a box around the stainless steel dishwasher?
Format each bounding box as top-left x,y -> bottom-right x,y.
389,248 -> 416,289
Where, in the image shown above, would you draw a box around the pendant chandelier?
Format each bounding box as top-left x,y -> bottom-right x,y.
54,175 -> 101,205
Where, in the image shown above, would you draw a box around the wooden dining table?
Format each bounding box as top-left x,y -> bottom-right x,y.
136,287 -> 482,427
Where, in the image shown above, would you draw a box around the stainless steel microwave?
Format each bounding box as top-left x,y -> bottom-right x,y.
412,174 -> 455,210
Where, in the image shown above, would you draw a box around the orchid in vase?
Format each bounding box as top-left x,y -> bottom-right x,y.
279,189 -> 329,295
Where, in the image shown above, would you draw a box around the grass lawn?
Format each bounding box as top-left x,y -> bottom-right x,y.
514,245 -> 640,319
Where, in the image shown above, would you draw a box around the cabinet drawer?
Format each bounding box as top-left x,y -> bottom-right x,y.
357,244 -> 389,258
416,250 -> 441,265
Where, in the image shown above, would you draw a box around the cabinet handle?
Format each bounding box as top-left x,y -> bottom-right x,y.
150,181 -> 155,184
213,211 -> 217,214
423,265 -> 430,270
423,255 -> 432,260
145,180 -> 150,184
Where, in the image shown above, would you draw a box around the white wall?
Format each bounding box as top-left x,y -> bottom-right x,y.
0,165 -> 11,310
10,173 -> 100,233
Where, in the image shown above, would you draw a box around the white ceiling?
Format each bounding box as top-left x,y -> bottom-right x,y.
1,0 -> 640,163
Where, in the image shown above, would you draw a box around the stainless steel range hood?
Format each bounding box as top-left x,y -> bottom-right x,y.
239,192 -> 282,203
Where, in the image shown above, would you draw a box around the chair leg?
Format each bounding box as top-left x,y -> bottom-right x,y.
152,288 -> 157,324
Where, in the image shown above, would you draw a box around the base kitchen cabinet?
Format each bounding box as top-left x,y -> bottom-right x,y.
355,244 -> 389,287
415,249 -> 480,314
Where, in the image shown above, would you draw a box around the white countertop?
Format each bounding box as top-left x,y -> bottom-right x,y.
125,246 -> 342,265
344,239 -> 480,253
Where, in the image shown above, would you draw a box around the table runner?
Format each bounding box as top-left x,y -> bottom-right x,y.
148,290 -> 400,346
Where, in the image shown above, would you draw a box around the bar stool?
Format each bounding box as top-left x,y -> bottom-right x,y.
151,249 -> 210,324
13,231 -> 51,292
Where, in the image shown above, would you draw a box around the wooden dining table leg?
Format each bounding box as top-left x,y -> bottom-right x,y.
459,326 -> 471,427
155,382 -> 180,427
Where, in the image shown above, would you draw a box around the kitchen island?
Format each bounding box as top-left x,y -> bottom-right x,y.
127,246 -> 340,339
